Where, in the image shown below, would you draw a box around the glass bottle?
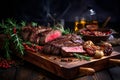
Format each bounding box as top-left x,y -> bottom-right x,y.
80,17 -> 86,29
74,16 -> 79,32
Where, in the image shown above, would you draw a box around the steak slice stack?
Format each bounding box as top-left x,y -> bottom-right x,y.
21,26 -> 62,45
43,34 -> 85,57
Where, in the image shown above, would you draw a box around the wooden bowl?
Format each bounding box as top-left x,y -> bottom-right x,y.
79,28 -> 112,43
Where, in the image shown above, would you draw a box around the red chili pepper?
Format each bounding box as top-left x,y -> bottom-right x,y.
13,27 -> 17,34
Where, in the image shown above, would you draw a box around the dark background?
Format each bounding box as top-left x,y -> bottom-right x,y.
0,0 -> 120,30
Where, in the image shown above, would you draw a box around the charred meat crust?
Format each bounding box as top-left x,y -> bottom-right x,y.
43,34 -> 84,57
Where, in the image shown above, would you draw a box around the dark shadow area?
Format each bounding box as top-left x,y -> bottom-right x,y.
0,0 -> 120,31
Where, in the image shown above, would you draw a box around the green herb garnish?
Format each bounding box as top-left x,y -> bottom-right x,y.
53,23 -> 71,35
20,21 -> 26,27
73,53 -> 91,61
0,18 -> 25,59
31,22 -> 38,27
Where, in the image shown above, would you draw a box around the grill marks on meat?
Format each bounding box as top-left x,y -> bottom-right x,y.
22,26 -> 51,40
29,26 -> 52,44
21,26 -> 62,44
43,34 -> 85,57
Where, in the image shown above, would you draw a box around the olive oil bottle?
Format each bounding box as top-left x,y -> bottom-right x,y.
74,16 -> 79,32
74,17 -> 86,32
80,17 -> 86,29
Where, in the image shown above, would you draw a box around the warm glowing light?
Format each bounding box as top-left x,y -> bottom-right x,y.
74,21 -> 79,32
80,18 -> 86,28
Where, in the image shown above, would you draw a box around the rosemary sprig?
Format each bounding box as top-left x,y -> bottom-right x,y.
73,53 -> 91,61
62,28 -> 71,35
20,21 -> 26,27
11,34 -> 24,55
6,18 -> 17,27
31,22 -> 38,27
0,19 -> 25,59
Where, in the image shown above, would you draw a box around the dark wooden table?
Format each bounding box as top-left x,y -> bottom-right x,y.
0,46 -> 120,80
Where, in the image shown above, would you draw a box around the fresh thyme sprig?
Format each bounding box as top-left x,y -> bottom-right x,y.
73,53 -> 91,61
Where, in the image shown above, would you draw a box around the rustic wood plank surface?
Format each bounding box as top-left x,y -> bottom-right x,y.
109,67 -> 120,80
0,60 -> 120,80
0,62 -> 120,80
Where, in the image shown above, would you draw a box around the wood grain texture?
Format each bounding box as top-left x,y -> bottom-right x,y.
20,50 -> 120,79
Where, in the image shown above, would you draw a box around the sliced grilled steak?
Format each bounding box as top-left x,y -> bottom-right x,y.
29,26 -> 52,44
39,30 -> 62,45
43,34 -> 84,57
21,26 -> 63,45
61,46 -> 85,57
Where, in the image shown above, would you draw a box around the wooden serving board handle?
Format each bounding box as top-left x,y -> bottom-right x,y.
109,59 -> 120,66
79,67 -> 95,75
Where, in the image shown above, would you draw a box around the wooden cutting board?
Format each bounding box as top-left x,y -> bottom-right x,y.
0,34 -> 120,79
21,50 -> 120,80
